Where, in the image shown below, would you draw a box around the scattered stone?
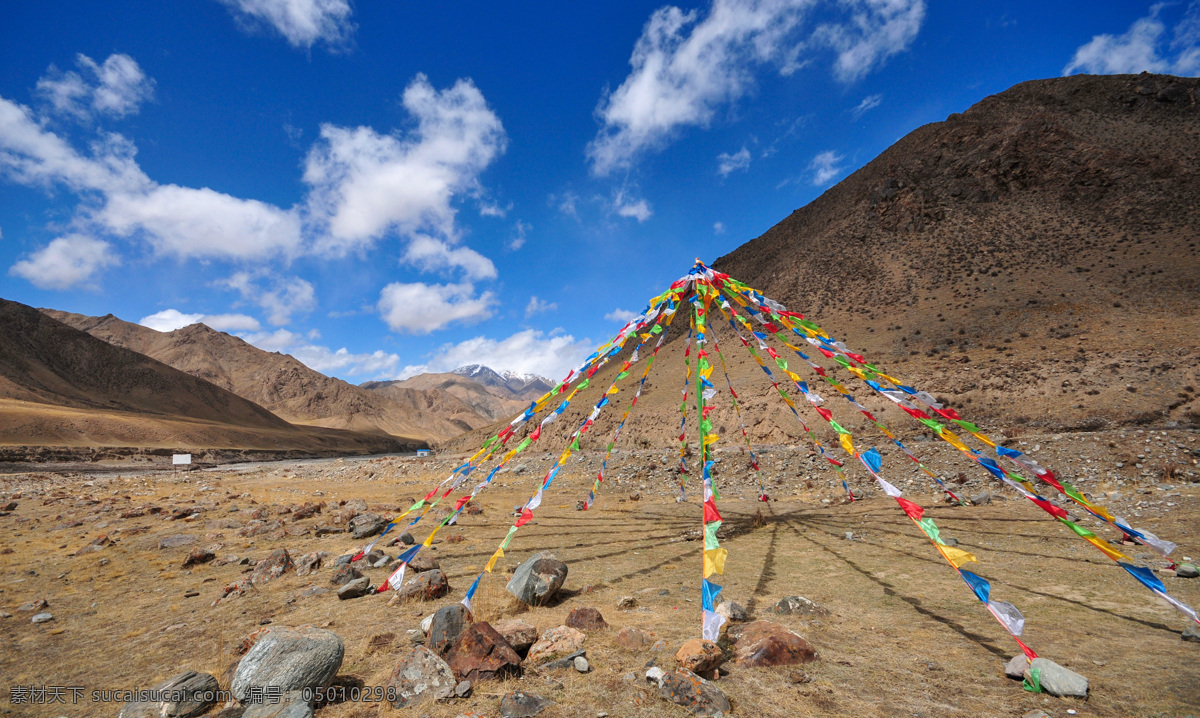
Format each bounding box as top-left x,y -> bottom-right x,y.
447,621 -> 523,683
1024,657 -> 1088,698
657,669 -> 731,717
773,596 -> 829,616
651,639 -> 668,651
505,552 -> 568,606
715,600 -> 747,622
844,531 -> 854,540
313,525 -> 341,537
350,512 -> 386,539
250,549 -> 293,586
573,656 -> 590,673
616,595 -> 637,609
231,626 -> 344,704
942,537 -> 959,547
455,679 -> 472,697
181,547 -> 215,568
566,607 -> 608,631
675,638 -> 723,674
499,691 -> 553,718
1005,654 -> 1030,679
730,621 -> 817,667
395,569 -> 450,602
428,604 -> 471,656
1176,563 -> 1199,578
31,612 -> 53,624
493,620 -> 538,656
616,626 -> 651,650
336,576 -> 371,600
116,670 -> 219,718
159,534 -> 197,549
1182,625 -> 1200,642
385,645 -> 456,708
645,666 -> 666,686
294,552 -> 323,577
408,553 -> 441,573
539,649 -> 586,670
399,531 -> 415,545
972,491 -> 992,505
1022,711 -> 1052,718
329,564 -> 363,586
241,699 -> 312,718
18,598 -> 48,612
217,576 -> 254,602
527,625 -> 586,664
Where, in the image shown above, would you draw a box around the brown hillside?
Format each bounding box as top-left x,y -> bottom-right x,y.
41,310 -> 489,442
362,372 -> 531,422
0,299 -> 414,455
447,74 -> 1200,456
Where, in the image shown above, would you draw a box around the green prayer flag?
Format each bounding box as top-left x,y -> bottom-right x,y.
650,324 -> 663,334
917,517 -> 943,544
953,419 -> 981,433
500,525 -> 518,549
704,521 -> 722,550
1062,520 -> 1095,539
828,420 -> 849,435
515,437 -> 532,453
616,371 -> 630,380
577,378 -> 590,391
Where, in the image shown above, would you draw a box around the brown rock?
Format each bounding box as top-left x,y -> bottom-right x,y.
675,638 -> 723,674
658,668 -> 731,717
329,564 -> 362,586
394,569 -> 450,602
526,625 -> 585,664
566,607 -> 608,631
615,626 -> 650,650
447,622 -> 523,683
249,548 -> 293,586
294,551 -> 323,577
181,547 -> 216,568
731,620 -> 817,667
492,620 -> 538,656
408,553 -> 440,573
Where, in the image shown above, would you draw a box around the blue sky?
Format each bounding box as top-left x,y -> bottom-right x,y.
2,1 -> 1198,383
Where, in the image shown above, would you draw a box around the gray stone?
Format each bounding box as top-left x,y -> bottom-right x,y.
159,534 -> 198,549
399,531 -> 415,545
241,694 -> 313,718
294,552 -> 323,577
1024,657 -> 1088,698
1182,624 -> 1200,642
971,491 -> 992,505
350,512 -> 386,540
336,576 -> 371,600
573,656 -> 590,673
408,553 -> 441,573
31,612 -> 53,624
505,552 -> 568,606
394,569 -> 450,602
455,680 -> 472,698
1021,711 -> 1051,718
329,564 -> 362,586
1005,654 -> 1029,679
386,645 -> 456,708
716,600 -> 747,622
428,603 -> 471,656
499,691 -> 553,718
942,537 -> 959,547
645,666 -> 665,686
117,671 -> 220,718
773,596 -> 828,616
1175,563 -> 1199,578
657,668 -> 731,716
540,649 -> 586,670
231,626 -> 344,703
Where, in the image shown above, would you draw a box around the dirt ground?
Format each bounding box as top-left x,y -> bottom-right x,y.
1,434 -> 1198,718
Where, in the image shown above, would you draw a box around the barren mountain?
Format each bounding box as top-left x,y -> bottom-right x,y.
42,310 -> 490,442
447,73 -> 1200,456
450,364 -> 554,399
0,299 -> 414,456
362,372 -> 532,422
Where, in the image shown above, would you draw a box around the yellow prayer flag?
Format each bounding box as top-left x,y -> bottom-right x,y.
847,367 -> 867,381
607,385 -> 619,395
838,433 -> 854,455
503,450 -> 518,462
423,528 -> 439,547
941,430 -> 970,452
703,548 -> 728,577
938,545 -> 978,568
485,548 -> 504,573
1084,535 -> 1130,562
968,431 -> 997,448
786,370 -> 802,383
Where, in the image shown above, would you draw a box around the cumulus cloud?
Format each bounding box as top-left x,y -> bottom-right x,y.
588,0 -> 924,174
717,146 -> 751,176
304,74 -> 506,255
397,329 -> 593,382
525,295 -> 557,317
605,308 -> 640,323
612,190 -> 653,222
220,272 -> 316,326
377,281 -> 495,334
1064,2 -> 1200,76
508,220 -> 530,251
240,327 -> 402,378
139,308 -> 262,332
217,0 -> 355,50
402,234 -> 497,280
9,234 -> 119,289
850,93 -> 882,119
37,53 -> 154,121
809,149 -> 844,185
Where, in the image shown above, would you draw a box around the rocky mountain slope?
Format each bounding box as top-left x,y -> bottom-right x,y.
41,310 -> 492,442
0,299 -> 414,456
362,372 -> 530,422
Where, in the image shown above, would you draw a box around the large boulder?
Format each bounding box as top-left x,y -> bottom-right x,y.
428,603 -> 471,656
385,645 -> 456,708
395,569 -> 450,602
336,576 -> 371,600
231,626 -> 344,704
117,671 -> 219,718
657,669 -> 731,717
505,552 -> 567,606
409,553 -> 441,573
675,638 -> 723,674
329,564 -> 362,586
566,607 -> 608,631
447,622 -> 523,683
527,625 -> 585,664
730,620 -> 817,667
1024,657 -> 1088,698
716,600 -> 747,622
350,512 -> 386,540
250,549 -> 294,586
493,620 -> 538,656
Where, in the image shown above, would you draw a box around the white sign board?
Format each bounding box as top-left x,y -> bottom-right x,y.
172,454 -> 192,466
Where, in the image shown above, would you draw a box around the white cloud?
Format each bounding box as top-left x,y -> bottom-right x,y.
525,295 -> 557,317
397,329 -> 593,382
613,189 -> 653,222
850,93 -> 882,119
303,74 -> 506,255
402,234 -> 497,280
1064,2 -> 1200,76
479,199 -> 511,217
9,234 -> 119,289
587,0 -> 925,174
377,281 -> 495,334
508,220 -> 530,250
713,221 -> 726,234
241,328 -> 402,378
37,53 -> 154,121
139,308 -> 262,332
217,0 -> 355,50
605,308 -> 640,323
812,0 -> 925,83
809,149 -> 844,185
717,146 -> 751,176
220,272 -> 316,325
550,192 -> 580,219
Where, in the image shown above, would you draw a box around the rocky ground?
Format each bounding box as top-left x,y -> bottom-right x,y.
1,430 -> 1198,717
